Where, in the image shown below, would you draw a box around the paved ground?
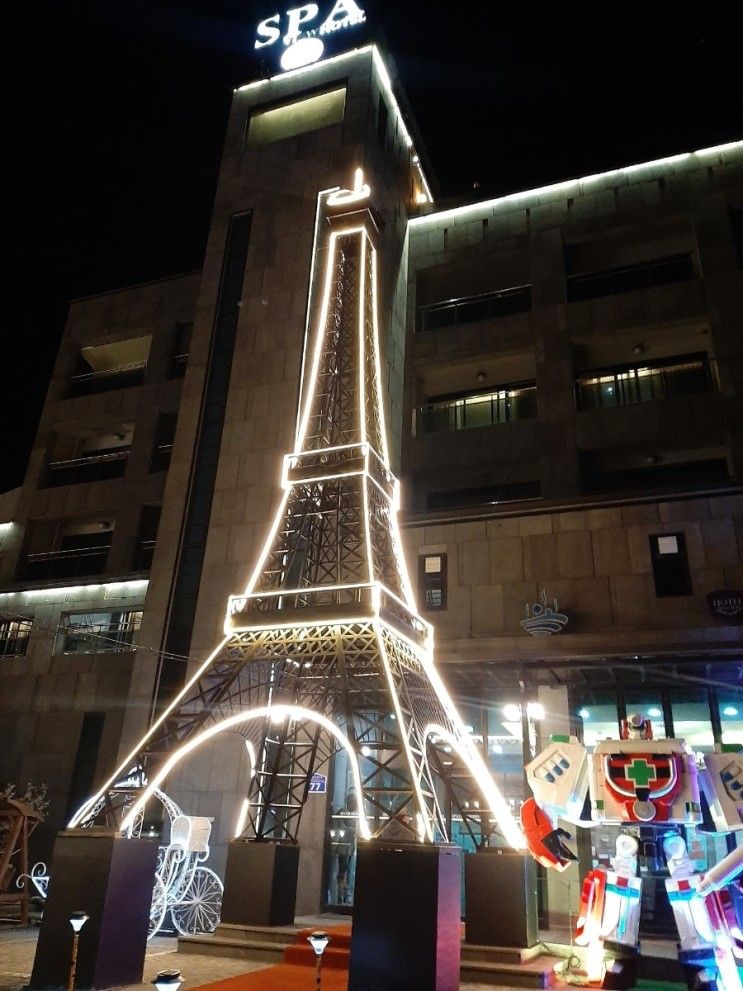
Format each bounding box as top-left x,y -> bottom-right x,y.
0,923 -> 539,991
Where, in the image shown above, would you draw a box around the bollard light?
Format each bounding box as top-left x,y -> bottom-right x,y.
67,910 -> 88,991
69,911 -> 88,933
307,932 -> 330,990
308,931 -> 330,956
152,970 -> 184,991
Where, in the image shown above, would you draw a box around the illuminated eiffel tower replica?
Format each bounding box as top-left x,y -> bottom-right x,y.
72,171 -> 524,855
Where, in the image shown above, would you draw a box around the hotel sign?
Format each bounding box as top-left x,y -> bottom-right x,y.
708,590 -> 743,621
255,1 -> 366,71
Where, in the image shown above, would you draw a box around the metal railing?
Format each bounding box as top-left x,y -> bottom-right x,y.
68,361 -> 147,397
417,285 -> 532,333
415,382 -> 537,434
566,253 -> 693,302
44,449 -> 129,487
20,544 -> 111,582
576,354 -> 712,410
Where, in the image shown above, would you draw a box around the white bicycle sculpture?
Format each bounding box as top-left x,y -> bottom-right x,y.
18,788 -> 223,939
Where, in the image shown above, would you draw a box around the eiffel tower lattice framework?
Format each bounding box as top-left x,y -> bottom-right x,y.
71,172 -> 525,852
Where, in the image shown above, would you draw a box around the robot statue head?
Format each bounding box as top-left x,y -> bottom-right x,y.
621,713 -> 653,740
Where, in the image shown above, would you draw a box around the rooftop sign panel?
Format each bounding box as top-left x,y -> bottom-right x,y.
255,1 -> 367,71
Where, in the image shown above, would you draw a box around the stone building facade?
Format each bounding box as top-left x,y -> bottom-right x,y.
2,42 -> 743,924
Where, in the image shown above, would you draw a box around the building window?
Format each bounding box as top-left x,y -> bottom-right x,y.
246,86 -> 346,147
133,505 -> 161,571
19,523 -> 114,582
55,610 -> 143,655
0,617 -> 32,657
575,353 -> 713,410
566,254 -> 694,302
649,533 -> 692,597
419,554 -> 447,611
417,285 -> 532,333
416,382 -> 537,434
168,320 -> 192,378
150,413 -> 177,473
68,335 -> 151,397
43,427 -> 133,488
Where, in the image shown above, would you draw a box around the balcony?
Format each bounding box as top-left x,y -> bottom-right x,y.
43,448 -> 129,488
417,285 -> 532,334
575,353 -> 713,411
415,382 -> 537,435
566,254 -> 694,303
68,361 -> 147,397
19,542 -> 111,582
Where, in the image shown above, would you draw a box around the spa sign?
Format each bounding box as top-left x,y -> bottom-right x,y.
255,1 -> 366,71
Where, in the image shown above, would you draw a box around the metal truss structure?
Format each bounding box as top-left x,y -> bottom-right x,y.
71,171 -> 524,853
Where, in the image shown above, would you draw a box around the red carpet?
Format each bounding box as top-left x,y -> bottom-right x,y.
192,926 -> 351,991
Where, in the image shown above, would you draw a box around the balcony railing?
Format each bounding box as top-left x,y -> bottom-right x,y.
43,449 -> 130,488
566,253 -> 694,302
68,361 -> 147,397
576,354 -> 713,410
417,285 -> 532,334
19,544 -> 111,582
415,383 -> 537,434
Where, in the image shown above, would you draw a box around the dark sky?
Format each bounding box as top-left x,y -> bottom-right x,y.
4,0 -> 738,494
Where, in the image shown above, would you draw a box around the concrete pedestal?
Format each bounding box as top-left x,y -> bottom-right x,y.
348,843 -> 461,991
30,829 -> 158,990
464,848 -> 538,948
221,840 -> 299,926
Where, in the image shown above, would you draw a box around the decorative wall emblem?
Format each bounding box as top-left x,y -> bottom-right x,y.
521,589 -> 569,636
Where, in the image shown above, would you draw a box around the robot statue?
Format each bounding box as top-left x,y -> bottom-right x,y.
522,713 -> 743,991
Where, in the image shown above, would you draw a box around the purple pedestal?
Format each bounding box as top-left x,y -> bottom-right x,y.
348,843 -> 461,991
30,830 -> 158,990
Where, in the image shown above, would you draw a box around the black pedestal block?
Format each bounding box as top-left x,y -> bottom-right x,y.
464,848 -> 538,948
221,840 -> 299,926
30,829 -> 158,990
348,843 -> 461,991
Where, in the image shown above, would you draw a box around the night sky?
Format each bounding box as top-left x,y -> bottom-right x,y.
4,0 -> 738,494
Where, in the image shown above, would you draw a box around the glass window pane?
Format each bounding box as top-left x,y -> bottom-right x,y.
576,696 -> 619,749
669,689 -> 714,753
463,395 -> 492,428
719,696 -> 743,746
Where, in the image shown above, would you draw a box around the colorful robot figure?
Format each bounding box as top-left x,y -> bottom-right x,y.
522,714 -> 743,991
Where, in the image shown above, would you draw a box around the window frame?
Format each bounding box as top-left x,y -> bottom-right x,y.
418,554 -> 448,611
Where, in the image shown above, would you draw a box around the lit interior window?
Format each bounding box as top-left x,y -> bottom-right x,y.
246,86 -> 346,148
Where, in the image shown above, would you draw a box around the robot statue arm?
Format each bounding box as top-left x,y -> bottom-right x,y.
695,747 -> 743,895
522,735 -> 590,871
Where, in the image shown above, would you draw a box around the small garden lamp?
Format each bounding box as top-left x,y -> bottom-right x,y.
67,911 -> 88,991
152,970 -> 184,991
307,931 -> 330,990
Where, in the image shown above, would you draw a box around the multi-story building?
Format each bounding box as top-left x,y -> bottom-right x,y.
2,35 -> 743,927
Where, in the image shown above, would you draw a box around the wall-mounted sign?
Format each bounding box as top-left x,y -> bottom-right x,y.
309,772 -> 327,794
708,590 -> 743,622
521,589 -> 569,637
255,1 -> 366,71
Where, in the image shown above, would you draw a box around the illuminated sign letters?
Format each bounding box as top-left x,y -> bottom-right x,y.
255,1 -> 366,71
